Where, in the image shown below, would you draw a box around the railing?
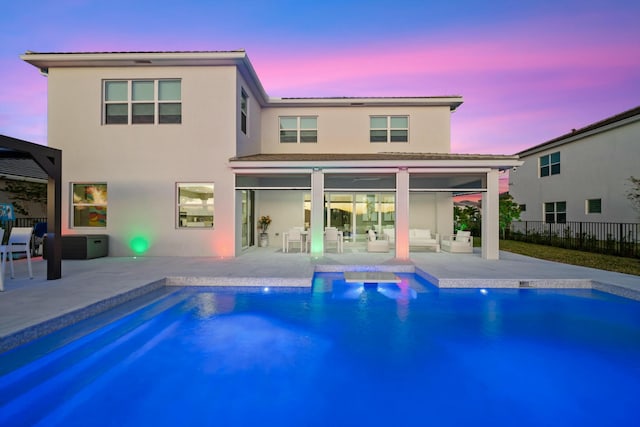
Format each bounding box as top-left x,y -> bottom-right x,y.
509,221 -> 640,258
1,217 -> 47,244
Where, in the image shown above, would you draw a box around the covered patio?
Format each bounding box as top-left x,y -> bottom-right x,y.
231,153 -> 522,260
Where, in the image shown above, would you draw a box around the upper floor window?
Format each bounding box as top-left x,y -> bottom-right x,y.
540,151 -> 560,177
72,183 -> 107,227
240,89 -> 248,134
104,79 -> 181,125
177,183 -> 214,228
586,198 -> 602,214
370,116 -> 408,143
279,116 -> 317,143
544,201 -> 566,223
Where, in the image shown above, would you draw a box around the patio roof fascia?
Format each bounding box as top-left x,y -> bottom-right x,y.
267,96 -> 464,111
228,158 -> 522,171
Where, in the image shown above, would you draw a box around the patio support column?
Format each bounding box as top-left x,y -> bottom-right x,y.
482,169 -> 500,260
309,168 -> 324,256
395,168 -> 410,260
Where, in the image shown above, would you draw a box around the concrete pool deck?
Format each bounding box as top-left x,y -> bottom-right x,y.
0,246 -> 639,353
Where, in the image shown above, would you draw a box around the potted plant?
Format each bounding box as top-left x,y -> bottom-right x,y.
258,215 -> 271,247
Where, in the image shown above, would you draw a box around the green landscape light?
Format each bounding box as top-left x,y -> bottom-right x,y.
130,236 -> 150,254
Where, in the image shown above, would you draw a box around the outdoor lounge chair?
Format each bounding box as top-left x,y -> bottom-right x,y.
441,230 -> 473,253
367,229 -> 389,253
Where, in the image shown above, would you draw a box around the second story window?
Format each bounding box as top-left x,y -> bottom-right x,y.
279,116 -> 317,143
370,116 -> 408,143
240,89 -> 248,134
104,79 -> 181,125
540,151 -> 560,177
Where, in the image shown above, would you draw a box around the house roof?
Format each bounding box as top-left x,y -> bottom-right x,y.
517,105 -> 640,157
229,152 -> 521,170
20,50 -> 463,110
0,158 -> 48,181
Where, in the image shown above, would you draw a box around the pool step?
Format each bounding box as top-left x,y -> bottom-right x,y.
0,288 -> 195,426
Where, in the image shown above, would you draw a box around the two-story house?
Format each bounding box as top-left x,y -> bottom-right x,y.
510,106 -> 640,225
21,50 -> 520,260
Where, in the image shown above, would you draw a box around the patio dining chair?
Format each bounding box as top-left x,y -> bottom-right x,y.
7,227 -> 34,279
285,228 -> 304,253
324,227 -> 342,253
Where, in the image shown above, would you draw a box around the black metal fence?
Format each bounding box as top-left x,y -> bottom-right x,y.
509,221 -> 640,258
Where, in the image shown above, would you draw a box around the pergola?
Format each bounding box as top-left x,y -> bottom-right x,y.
0,134 -> 61,284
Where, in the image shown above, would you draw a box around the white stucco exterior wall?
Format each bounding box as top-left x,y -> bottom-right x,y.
47,66 -> 240,257
260,106 -> 451,154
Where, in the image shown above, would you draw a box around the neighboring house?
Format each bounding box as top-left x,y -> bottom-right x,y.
0,158 -> 48,219
21,50 -> 520,260
510,106 -> 640,224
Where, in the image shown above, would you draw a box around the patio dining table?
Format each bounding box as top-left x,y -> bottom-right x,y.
281,229 -> 343,253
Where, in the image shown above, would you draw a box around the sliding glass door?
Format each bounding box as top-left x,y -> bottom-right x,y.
241,190 -> 254,249
325,192 -> 395,242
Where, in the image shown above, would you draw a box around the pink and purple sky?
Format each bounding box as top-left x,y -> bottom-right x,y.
1,0 -> 639,155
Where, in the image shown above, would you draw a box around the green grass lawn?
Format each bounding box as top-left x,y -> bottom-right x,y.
495,239 -> 640,276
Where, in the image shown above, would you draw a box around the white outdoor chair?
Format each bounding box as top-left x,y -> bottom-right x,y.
367,229 -> 389,253
324,227 -> 342,253
0,228 -> 8,291
285,228 -> 304,253
8,227 -> 34,279
441,230 -> 473,253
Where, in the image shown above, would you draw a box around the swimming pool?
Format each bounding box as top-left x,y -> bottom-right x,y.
1,273 -> 639,426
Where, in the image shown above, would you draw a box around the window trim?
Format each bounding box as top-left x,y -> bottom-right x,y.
176,182 -> 215,229
103,79 -> 181,125
278,116 -> 318,143
369,115 -> 409,143
71,182 -> 108,228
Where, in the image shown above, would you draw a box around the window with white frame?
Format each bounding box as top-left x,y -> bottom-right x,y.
72,183 -> 108,227
177,183 -> 214,228
279,116 -> 317,143
544,201 -> 566,223
539,151 -> 560,177
104,79 -> 181,125
370,116 -> 408,143
241,88 -> 248,134
586,198 -> 602,214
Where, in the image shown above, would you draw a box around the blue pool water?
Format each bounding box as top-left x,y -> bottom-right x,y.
1,273 -> 640,426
